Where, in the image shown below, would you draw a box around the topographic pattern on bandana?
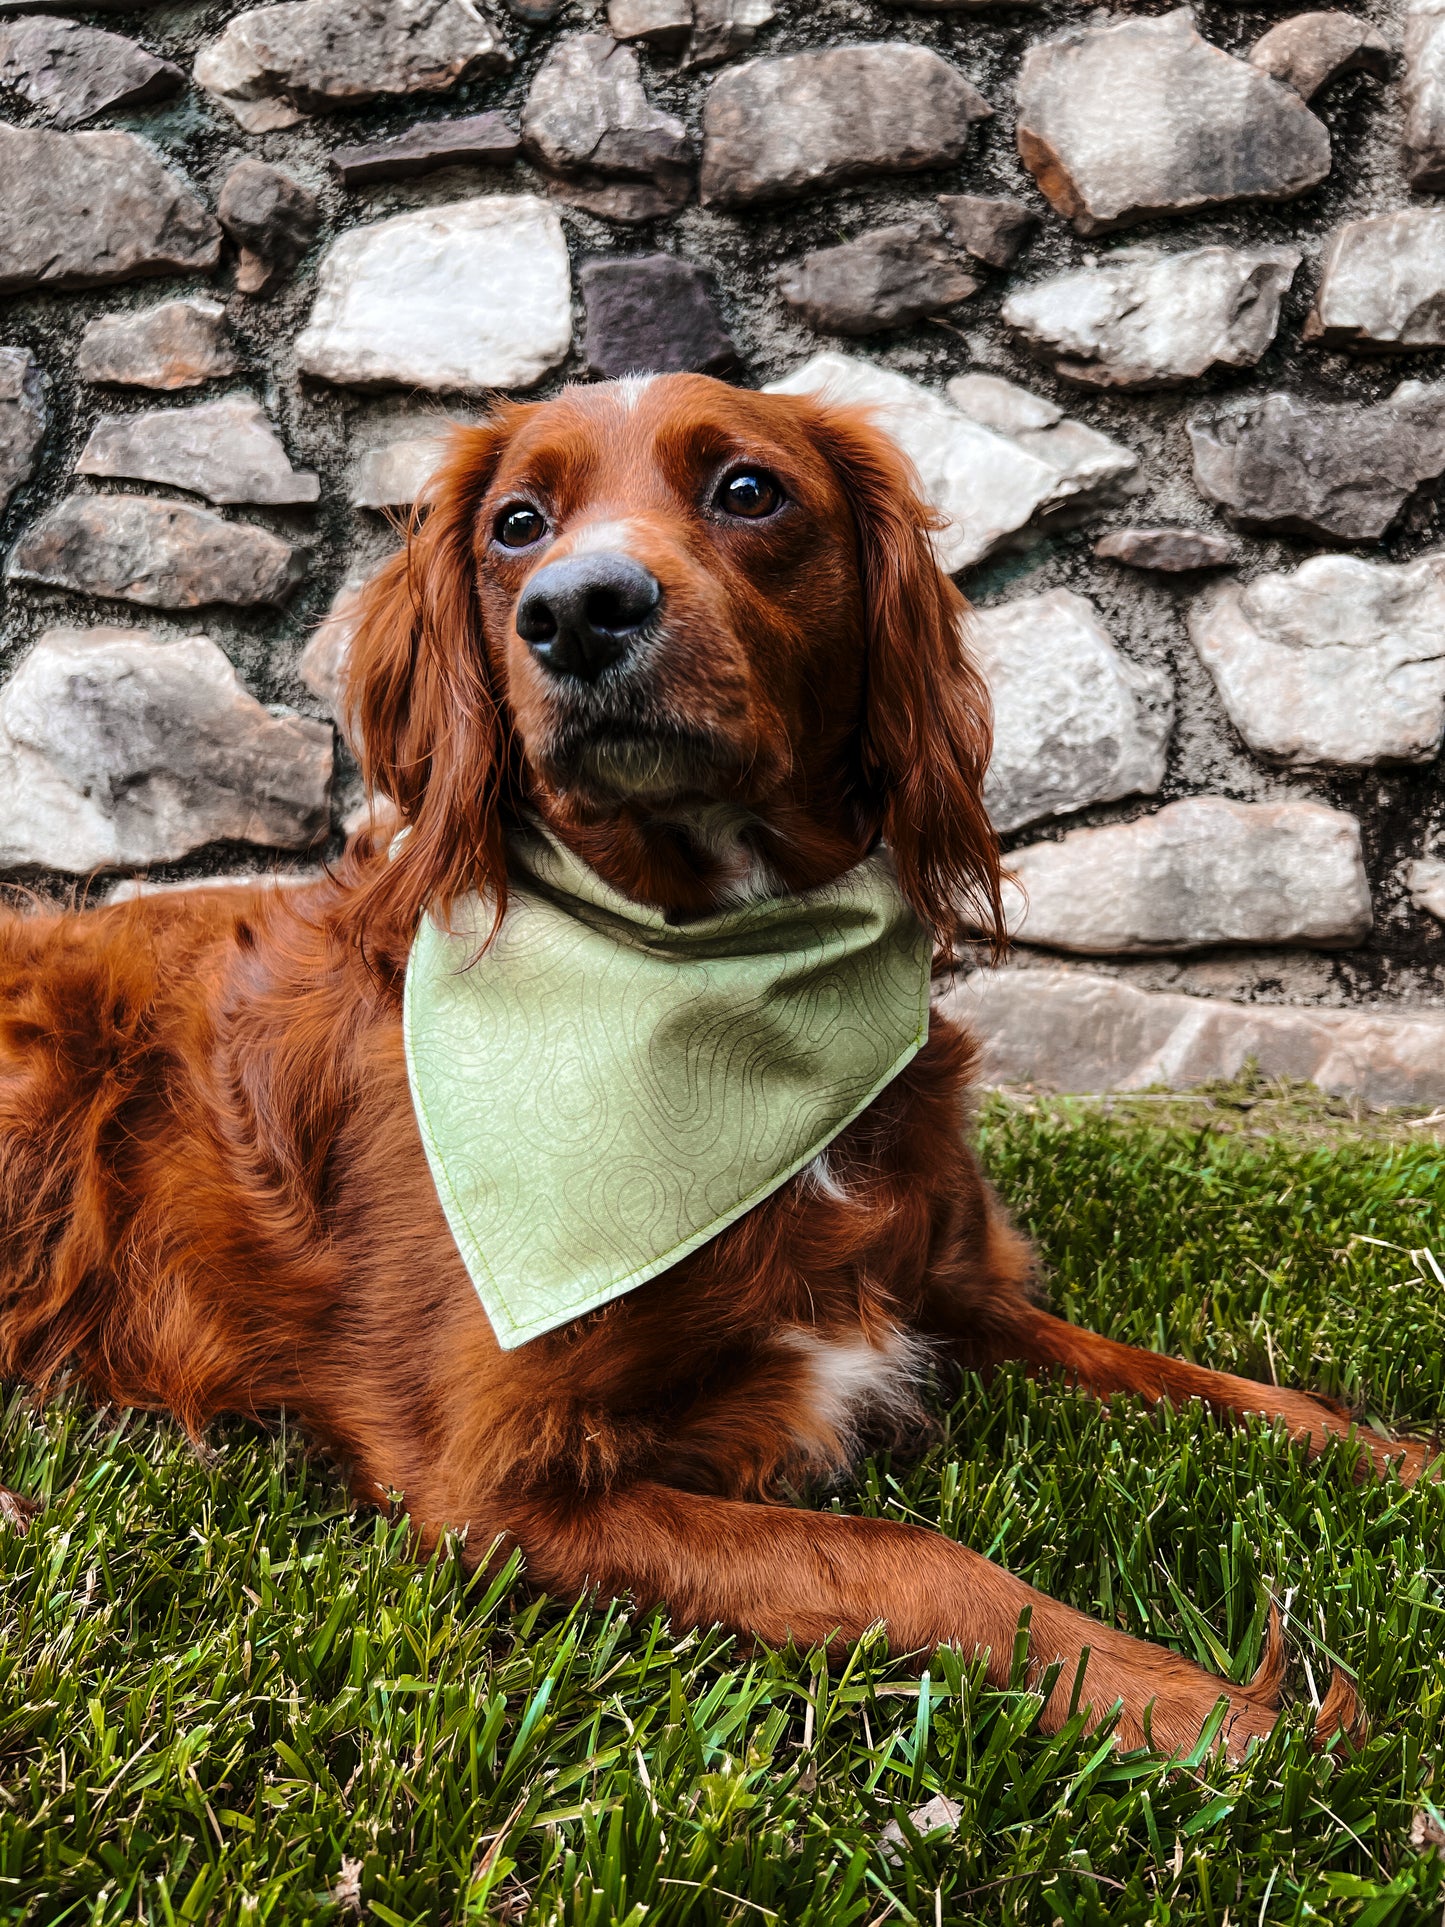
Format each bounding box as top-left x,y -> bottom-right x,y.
403,825 -> 932,1348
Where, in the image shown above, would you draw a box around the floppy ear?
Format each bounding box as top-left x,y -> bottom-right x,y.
336,412 -> 525,952
811,403 -> 1004,957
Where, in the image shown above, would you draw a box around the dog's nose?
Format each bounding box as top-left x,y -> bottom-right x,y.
515,553 -> 662,682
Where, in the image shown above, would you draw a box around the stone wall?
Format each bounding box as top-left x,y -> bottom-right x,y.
3,0 -> 1445,1080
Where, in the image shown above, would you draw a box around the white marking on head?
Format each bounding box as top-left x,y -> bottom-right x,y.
613,374 -> 656,412
566,519 -> 643,557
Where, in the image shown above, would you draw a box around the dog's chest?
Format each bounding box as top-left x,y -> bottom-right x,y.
772,1323 -> 930,1470
741,1152 -> 934,1471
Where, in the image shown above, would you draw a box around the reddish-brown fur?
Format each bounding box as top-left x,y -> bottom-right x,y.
0,376 -> 1433,1762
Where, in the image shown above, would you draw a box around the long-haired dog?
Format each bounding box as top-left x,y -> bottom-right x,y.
0,375 -> 1433,1759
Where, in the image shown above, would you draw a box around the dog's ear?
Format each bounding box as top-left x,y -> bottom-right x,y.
336,414 -> 524,952
811,403 -> 1004,956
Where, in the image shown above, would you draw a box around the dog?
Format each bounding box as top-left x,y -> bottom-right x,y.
0,373 -> 1433,1763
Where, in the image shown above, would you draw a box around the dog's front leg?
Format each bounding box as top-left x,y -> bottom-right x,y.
502,1480 -> 1341,1761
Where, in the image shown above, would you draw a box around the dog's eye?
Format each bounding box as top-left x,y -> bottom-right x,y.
495,503 -> 548,549
717,469 -> 784,520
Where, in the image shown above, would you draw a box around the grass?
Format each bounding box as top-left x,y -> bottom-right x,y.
2,1091 -> 1444,1926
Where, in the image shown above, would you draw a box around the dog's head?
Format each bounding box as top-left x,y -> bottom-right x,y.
340,374 -> 1002,952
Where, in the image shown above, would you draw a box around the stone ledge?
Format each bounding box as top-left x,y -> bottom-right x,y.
937,965 -> 1445,1108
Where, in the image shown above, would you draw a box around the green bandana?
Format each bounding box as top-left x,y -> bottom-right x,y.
403,826 -> 932,1349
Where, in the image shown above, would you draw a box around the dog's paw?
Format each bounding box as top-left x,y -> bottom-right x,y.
1215,1605 -> 1288,1764
1102,1620 -> 1285,1763
1175,1621 -> 1363,1765
0,1484 -> 38,1534
1116,1678 -> 1275,1764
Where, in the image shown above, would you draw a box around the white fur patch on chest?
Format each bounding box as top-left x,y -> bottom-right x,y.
664,802 -> 780,905
802,1150 -> 850,1203
774,1323 -> 931,1469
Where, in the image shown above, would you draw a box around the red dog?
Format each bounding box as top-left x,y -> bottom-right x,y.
0,375 -> 1431,1759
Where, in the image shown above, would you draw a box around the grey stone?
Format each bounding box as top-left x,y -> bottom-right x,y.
1189,381 -> 1445,540
1403,855 -> 1445,919
879,1798 -> 962,1873
77,300 -> 240,391
218,160 -> 319,296
776,219 -> 978,335
1189,553 -> 1445,767
0,126 -> 219,293
1305,208 -> 1445,349
340,792 -> 395,839
299,568 -> 373,729
1016,11 -> 1331,235
936,194 -> 1039,269
580,255 -> 737,377
543,178 -> 672,225
1404,0 -> 1445,191
684,0 -> 775,68
552,179 -> 673,223
942,372 -> 1060,436
295,194 -> 571,393
0,0 -> 168,10
945,370 -> 1141,514
603,0 -> 775,66
107,869 -> 324,901
77,397 -> 319,507
330,112 -> 519,187
941,966 -> 1445,1106
607,0 -> 692,53
1250,12 -> 1390,99
968,587 -> 1171,833
350,425 -> 450,508
194,0 -> 512,133
7,495 -> 304,609
768,354 -> 1056,572
701,44 -> 991,209
1002,244 -> 1301,388
0,18 -> 182,124
995,799 -> 1373,953
522,34 -> 691,223
0,347 -> 44,515
1095,527 -> 1233,572
0,626 -> 332,871
766,355 -> 1137,572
